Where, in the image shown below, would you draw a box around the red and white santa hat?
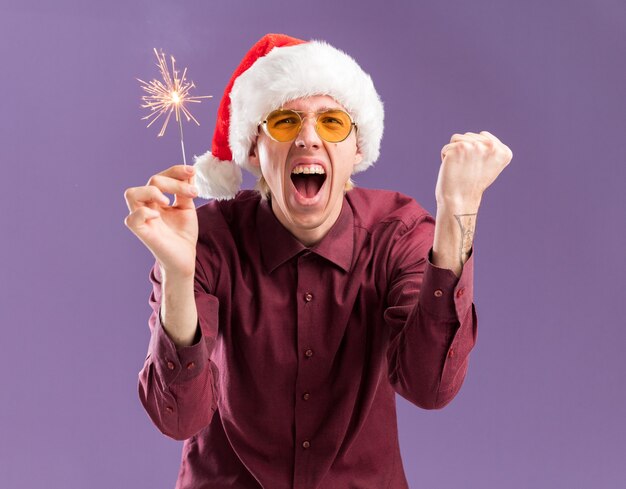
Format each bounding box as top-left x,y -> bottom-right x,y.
193,33 -> 385,200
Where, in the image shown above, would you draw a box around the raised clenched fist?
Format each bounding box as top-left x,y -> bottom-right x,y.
436,130 -> 513,209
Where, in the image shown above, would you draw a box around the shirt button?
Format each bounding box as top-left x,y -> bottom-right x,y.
448,348 -> 455,358
186,361 -> 195,370
302,440 -> 311,449
166,406 -> 174,413
434,289 -> 443,298
304,292 -> 313,302
166,361 -> 175,370
305,349 -> 314,358
456,288 -> 465,298
302,392 -> 311,401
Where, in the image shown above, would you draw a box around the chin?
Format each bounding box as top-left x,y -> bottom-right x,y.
286,207 -> 328,229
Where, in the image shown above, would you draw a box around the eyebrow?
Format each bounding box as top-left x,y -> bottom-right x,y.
285,106 -> 341,113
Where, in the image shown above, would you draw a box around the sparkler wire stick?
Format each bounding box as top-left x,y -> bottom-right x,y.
137,48 -> 212,165
178,114 -> 187,165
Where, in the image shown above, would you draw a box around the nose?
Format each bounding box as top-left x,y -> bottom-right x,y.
294,114 -> 321,149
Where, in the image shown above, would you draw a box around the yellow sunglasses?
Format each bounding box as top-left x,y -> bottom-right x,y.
260,108 -> 357,143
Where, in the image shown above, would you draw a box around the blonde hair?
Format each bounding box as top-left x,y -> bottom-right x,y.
255,176 -> 355,201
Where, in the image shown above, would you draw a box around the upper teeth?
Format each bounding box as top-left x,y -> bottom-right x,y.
292,165 -> 325,175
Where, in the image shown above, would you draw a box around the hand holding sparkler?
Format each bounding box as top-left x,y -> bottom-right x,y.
124,164 -> 199,280
137,48 -> 212,165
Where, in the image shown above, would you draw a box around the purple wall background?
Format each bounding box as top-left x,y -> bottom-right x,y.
1,0 -> 624,487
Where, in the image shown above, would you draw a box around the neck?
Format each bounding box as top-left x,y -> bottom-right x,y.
269,196 -> 343,247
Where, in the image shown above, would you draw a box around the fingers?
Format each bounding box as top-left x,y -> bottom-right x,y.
441,139 -> 477,161
445,131 -> 513,163
479,130 -> 502,144
442,132 -> 490,161
151,164 -> 196,184
147,167 -> 198,197
124,165 -> 198,213
150,165 -> 198,209
146,174 -> 198,199
473,131 -> 513,160
441,143 -> 453,160
124,206 -> 161,233
450,132 -> 493,148
124,185 -> 170,213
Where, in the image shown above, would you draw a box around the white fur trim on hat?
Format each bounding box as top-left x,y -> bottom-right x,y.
229,40 -> 384,176
193,151 -> 243,200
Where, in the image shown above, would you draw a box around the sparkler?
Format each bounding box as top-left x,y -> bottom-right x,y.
137,48 -> 212,165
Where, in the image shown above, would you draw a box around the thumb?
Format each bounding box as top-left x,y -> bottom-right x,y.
173,174 -> 198,208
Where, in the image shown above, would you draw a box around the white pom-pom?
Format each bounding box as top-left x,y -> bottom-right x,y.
193,151 -> 243,200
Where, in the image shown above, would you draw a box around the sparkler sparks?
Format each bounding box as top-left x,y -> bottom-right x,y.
137,48 -> 212,165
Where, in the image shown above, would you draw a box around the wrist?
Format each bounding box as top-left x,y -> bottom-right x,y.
160,264 -> 195,285
436,195 -> 482,214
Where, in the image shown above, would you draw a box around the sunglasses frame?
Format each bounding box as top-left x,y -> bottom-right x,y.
259,108 -> 358,143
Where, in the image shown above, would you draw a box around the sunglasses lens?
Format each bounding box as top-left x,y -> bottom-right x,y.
316,110 -> 353,142
263,109 -> 354,142
265,110 -> 302,142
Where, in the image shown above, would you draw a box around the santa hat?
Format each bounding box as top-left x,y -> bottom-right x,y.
193,33 -> 385,200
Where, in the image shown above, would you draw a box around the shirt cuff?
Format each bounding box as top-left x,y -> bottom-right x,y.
149,303 -> 212,386
418,246 -> 474,321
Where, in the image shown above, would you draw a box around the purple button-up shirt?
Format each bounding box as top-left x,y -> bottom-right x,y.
138,188 -> 477,489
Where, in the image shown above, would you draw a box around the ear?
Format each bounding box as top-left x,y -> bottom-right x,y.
353,145 -> 363,169
248,138 -> 260,168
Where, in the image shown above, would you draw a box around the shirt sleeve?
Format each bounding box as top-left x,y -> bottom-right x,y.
137,257 -> 220,440
384,212 -> 478,409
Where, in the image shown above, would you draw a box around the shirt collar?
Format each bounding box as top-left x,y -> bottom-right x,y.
257,195 -> 354,274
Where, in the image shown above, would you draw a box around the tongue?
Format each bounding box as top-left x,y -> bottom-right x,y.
292,174 -> 325,198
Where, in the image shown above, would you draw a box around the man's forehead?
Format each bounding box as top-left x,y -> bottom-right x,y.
281,95 -> 347,112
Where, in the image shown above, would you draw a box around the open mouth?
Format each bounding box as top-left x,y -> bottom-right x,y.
290,165 -> 327,199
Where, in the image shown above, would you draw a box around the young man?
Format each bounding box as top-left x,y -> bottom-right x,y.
124,34 -> 512,489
